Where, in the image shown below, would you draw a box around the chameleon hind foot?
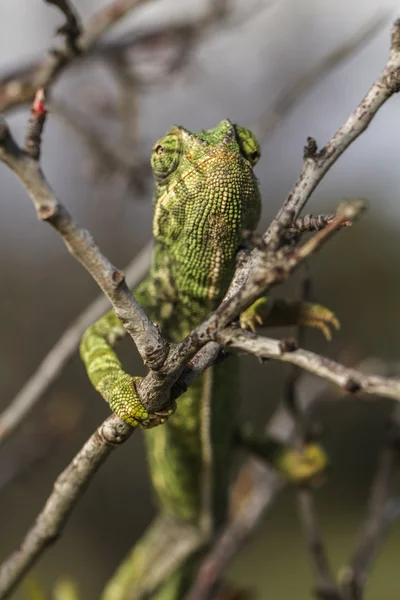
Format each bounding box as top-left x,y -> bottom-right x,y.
238,426 -> 328,483
101,375 -> 176,429
240,297 -> 340,341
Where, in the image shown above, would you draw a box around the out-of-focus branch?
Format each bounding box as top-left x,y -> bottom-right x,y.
187,360 -> 400,600
339,408 -> 400,600
0,241 -> 152,447
0,414 -> 133,600
286,279 -> 341,600
252,13 -> 390,141
0,92 -> 167,372
44,0 -> 82,54
2,20 -> 400,597
49,101 -> 151,194
263,18 -> 400,247
0,0 -> 152,112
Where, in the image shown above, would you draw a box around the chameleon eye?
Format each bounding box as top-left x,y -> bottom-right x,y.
234,125 -> 261,166
151,134 -> 181,179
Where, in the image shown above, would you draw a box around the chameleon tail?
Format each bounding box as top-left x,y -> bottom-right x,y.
102,515 -> 205,600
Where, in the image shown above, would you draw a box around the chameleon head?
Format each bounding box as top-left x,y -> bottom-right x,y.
150,120 -> 262,304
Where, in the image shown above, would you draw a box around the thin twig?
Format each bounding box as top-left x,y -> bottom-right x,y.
216,328 -> 400,403
252,13 -> 390,141
44,0 -> 82,54
0,241 -> 152,446
2,20 -> 400,598
262,18 -> 400,247
0,0 -> 152,112
187,360 -> 400,600
288,279 -> 341,600
0,93 -> 167,374
339,408 -> 400,600
0,414 -> 133,600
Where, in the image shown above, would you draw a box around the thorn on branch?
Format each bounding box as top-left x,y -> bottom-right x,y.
25,88 -> 47,160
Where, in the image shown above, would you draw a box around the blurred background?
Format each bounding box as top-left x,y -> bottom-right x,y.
1,0 -> 400,598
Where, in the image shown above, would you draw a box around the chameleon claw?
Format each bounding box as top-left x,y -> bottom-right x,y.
240,297 -> 340,340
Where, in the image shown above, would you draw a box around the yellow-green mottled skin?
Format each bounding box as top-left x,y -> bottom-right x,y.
80,121 -> 333,599
80,120 -> 261,598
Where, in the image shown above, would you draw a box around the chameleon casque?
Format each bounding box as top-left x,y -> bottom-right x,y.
80,120 -> 337,599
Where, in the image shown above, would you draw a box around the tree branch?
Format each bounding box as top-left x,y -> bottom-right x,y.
0,0 -> 152,112
0,414 -> 133,600
0,93 -> 167,372
0,241 -> 152,446
340,408 -> 400,600
263,18 -> 400,246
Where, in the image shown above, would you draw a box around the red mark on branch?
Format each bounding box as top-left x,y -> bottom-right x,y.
32,88 -> 46,116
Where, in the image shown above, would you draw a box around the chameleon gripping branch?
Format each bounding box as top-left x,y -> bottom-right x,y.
2,19 -> 400,600
0,9 -> 387,451
0,241 -> 153,446
0,91 -> 167,373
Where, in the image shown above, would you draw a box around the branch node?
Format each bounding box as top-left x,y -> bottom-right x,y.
37,204 -> 55,221
344,378 -> 362,394
111,268 -> 125,287
303,136 -> 319,159
279,337 -> 298,353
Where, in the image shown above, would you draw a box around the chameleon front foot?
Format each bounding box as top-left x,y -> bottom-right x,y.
240,297 -> 340,340
99,375 -> 176,429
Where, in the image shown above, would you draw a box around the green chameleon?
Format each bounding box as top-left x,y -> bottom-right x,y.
80,120 -> 338,599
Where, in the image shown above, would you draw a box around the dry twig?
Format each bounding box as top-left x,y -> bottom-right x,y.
0,241 -> 152,446
2,17 -> 400,600
0,0 -> 152,112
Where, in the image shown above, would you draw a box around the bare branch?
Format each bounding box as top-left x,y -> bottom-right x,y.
340,409 -> 400,600
0,241 -> 152,446
285,280 -> 341,600
252,13 -> 390,141
44,0 -> 82,54
0,0 -> 152,112
0,93 -> 167,373
263,19 -> 400,246
188,361 -> 400,599
0,414 -> 133,599
216,329 -> 400,403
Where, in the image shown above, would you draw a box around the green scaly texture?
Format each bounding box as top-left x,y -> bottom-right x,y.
80,121 -> 333,599
80,121 -> 261,598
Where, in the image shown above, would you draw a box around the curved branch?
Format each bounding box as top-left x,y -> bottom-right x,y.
0,0 -> 151,112
0,414 -> 133,600
0,241 -> 152,446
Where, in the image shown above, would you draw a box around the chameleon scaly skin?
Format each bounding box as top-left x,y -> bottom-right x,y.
80,121 -> 336,599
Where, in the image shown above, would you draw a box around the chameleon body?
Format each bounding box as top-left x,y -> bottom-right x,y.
80,121 -> 336,599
